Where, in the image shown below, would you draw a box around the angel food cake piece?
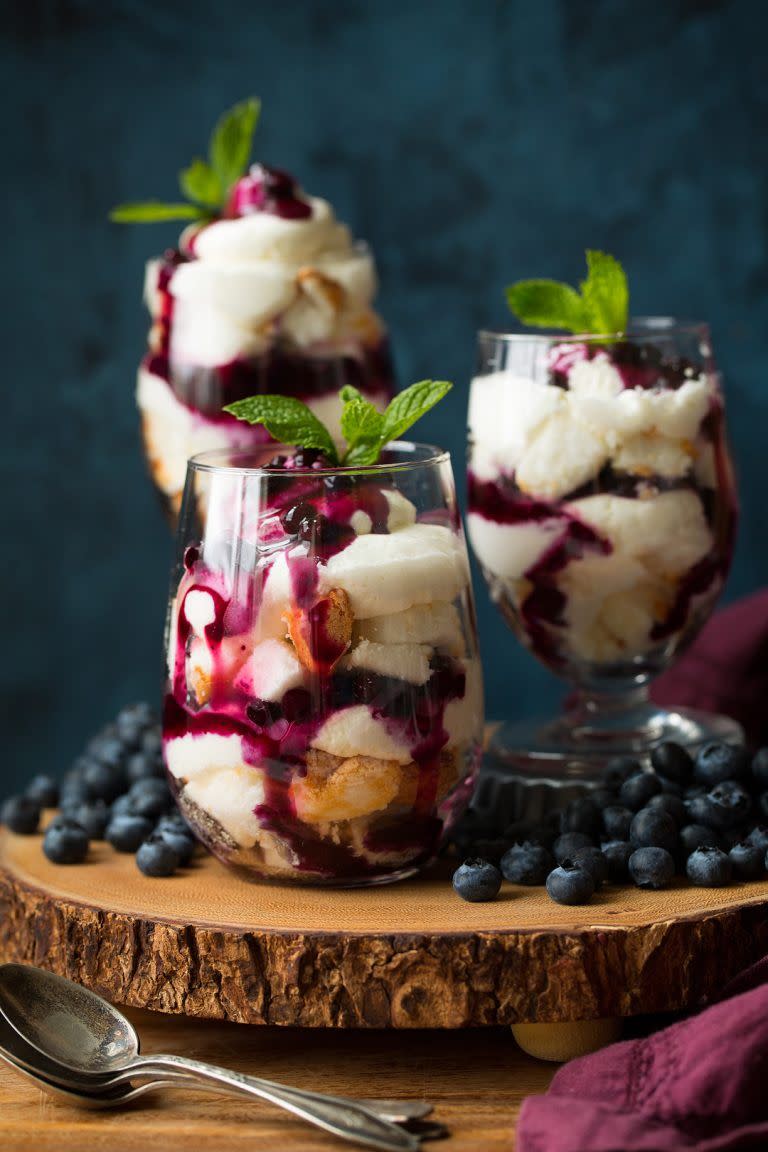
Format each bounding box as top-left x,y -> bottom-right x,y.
467,339 -> 736,670
164,470 -> 482,883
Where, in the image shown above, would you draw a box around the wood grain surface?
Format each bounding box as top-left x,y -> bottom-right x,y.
1,823 -> 768,1028
0,1005 -> 556,1150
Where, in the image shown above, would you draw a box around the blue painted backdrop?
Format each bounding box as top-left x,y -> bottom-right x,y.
2,0 -> 767,789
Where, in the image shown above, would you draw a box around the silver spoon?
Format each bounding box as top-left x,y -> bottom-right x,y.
0,1049 -> 449,1142
0,1004 -> 430,1123
0,964 -> 419,1152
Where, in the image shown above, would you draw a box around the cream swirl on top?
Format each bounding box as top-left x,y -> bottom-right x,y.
150,196 -> 381,366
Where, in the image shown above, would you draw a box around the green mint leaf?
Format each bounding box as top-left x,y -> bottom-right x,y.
109,201 -> 206,223
223,395 -> 338,464
340,386 -> 385,463
178,158 -> 223,209
505,280 -> 589,333
381,379 -> 453,443
209,97 -> 261,198
579,249 -> 629,335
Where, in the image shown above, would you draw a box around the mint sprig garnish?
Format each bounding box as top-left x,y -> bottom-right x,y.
506,250 -> 629,336
224,379 -> 453,467
109,97 -> 261,224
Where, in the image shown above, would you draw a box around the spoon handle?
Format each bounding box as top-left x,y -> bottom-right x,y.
112,1066 -> 431,1121
130,1054 -> 418,1152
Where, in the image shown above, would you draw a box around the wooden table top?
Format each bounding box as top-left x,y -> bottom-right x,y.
0,1005 -> 556,1150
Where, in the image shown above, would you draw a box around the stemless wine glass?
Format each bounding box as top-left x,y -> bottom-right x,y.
163,442 -> 483,886
466,319 -> 739,780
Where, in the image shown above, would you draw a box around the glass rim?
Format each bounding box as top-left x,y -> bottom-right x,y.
187,440 -> 451,478
477,316 -> 711,343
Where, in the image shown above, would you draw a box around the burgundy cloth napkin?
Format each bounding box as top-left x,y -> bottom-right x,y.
517,956 -> 768,1152
652,589 -> 768,748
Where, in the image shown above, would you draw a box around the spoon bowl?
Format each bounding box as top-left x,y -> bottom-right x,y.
0,963 -> 138,1075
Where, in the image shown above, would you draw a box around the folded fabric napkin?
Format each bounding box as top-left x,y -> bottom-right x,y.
652,589 -> 768,748
517,955 -> 768,1152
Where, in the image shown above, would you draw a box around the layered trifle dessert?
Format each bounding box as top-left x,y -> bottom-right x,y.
467,325 -> 737,678
115,101 -> 395,518
140,177 -> 394,516
163,443 -> 483,884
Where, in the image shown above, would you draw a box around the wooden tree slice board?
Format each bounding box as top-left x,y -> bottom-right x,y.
1,825 -> 767,1029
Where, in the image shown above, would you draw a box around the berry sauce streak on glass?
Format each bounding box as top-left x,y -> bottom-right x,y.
467,323 -> 737,682
163,444 -> 483,886
137,163 -> 395,520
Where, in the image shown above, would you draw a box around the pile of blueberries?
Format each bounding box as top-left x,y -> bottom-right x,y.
450,740 -> 768,904
1,703 -> 195,877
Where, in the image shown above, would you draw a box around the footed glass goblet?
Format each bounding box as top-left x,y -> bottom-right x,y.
466,319 -> 739,784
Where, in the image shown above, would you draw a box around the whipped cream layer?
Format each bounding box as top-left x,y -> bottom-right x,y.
163,474 -> 482,883
467,342 -> 736,670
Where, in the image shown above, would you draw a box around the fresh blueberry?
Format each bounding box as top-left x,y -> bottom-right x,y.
1,796 -> 40,835
452,858 -> 502,902
752,748 -> 768,788
545,861 -> 595,905
590,788 -> 617,810
43,819 -> 89,864
601,840 -> 634,882
72,801 -> 110,841
117,701 -> 155,728
24,775 -> 59,808
686,845 -> 733,887
705,781 -> 752,829
759,793 -> 768,822
87,728 -> 119,759
141,728 -> 162,758
126,751 -> 163,784
82,758 -> 127,803
728,841 -> 765,881
500,842 -> 553,885
106,814 -> 154,853
644,793 -> 687,826
136,834 -> 180,878
628,847 -> 675,889
602,756 -> 642,790
570,846 -> 609,888
155,810 -> 191,835
656,776 -> 685,798
630,808 -> 678,853
619,772 -> 663,811
552,831 -> 594,861
747,826 -> 768,853
110,793 -> 137,818
127,779 -> 170,821
695,743 -> 748,787
650,742 -> 693,784
602,805 -> 633,840
559,797 -> 602,839
155,826 -> 195,867
679,823 -> 722,855
685,793 -> 716,827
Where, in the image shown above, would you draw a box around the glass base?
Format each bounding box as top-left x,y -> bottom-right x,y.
473,695 -> 743,831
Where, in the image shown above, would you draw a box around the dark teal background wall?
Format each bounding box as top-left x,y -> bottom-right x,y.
2,0 -> 767,787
